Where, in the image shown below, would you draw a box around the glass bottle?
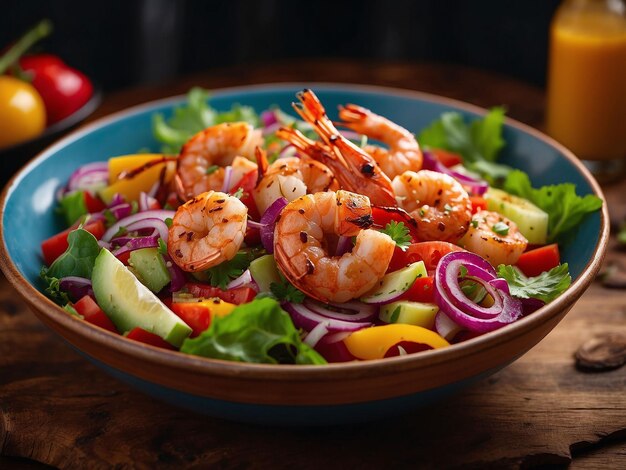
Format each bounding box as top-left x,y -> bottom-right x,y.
546,0 -> 626,181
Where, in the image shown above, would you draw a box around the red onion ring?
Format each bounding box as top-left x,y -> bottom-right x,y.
221,166 -> 233,193
67,162 -> 109,192
434,311 -> 464,342
260,197 -> 287,253
226,269 -> 259,291
335,236 -> 353,256
303,299 -> 378,322
163,254 -> 187,292
304,322 -> 329,348
59,276 -> 94,301
103,210 -> 175,242
422,151 -> 489,196
111,234 -> 160,257
282,302 -> 372,333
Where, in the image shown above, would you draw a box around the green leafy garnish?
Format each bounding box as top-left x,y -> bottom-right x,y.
204,251 -> 254,289
459,265 -> 468,278
58,191 -> 87,226
180,298 -> 326,365
205,165 -> 219,175
40,228 -> 101,304
471,219 -> 479,228
164,217 -> 173,228
157,238 -> 168,255
103,209 -> 118,227
381,221 -> 411,251
63,303 -> 82,318
418,107 -> 511,182
492,221 -> 510,236
232,187 -> 244,199
496,263 -> 572,303
503,170 -> 603,242
270,278 -> 306,304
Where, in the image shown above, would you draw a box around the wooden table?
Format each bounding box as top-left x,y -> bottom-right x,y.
1,61 -> 625,469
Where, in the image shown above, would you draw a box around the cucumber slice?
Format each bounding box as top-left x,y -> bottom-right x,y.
379,300 -> 438,329
485,188 -> 548,244
249,254 -> 281,293
129,247 -> 171,293
361,261 -> 427,304
92,249 -> 192,347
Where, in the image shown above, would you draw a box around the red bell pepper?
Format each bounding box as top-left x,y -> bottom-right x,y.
388,241 -> 464,273
469,196 -> 488,214
41,219 -> 105,266
170,303 -> 211,338
429,149 -> 463,168
73,295 -> 117,333
516,244 -> 560,277
371,206 -> 419,241
83,190 -> 106,213
185,283 -> 257,305
399,276 -> 435,303
126,327 -> 176,350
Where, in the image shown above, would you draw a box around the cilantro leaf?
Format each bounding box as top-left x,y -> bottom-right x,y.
503,170 -> 603,242
496,263 -> 572,303
204,251 -> 253,289
270,279 -> 306,304
380,221 -> 411,251
180,298 -> 326,364
232,187 -> 244,199
418,107 -> 511,182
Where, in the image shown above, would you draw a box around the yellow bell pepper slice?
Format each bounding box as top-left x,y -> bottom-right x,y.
343,324 -> 450,360
99,154 -> 176,204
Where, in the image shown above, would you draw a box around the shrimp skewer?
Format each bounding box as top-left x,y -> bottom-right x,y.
459,210 -> 528,267
338,103 -> 423,179
176,122 -> 262,201
289,89 -> 397,207
274,190 -> 396,303
392,169 -> 472,243
168,191 -> 248,272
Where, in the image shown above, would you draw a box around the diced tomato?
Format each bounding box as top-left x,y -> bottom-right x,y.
429,149 -> 463,168
371,206 -> 419,241
515,244 -> 560,277
41,219 -> 106,266
469,196 -> 488,214
126,327 -> 176,350
388,241 -> 464,273
170,303 -> 211,337
73,295 -> 118,333
83,191 -> 107,213
230,169 -> 260,221
185,283 -> 257,305
399,276 -> 435,303
115,251 -> 131,265
384,341 -> 434,358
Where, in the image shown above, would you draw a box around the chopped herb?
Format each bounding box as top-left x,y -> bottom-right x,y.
270,279 -> 306,304
206,165 -> 219,175
130,200 -> 139,214
497,263 -> 571,303
389,305 -> 401,323
492,221 -> 510,236
157,238 -> 168,255
459,265 -> 468,278
380,221 -> 411,251
103,209 -> 117,227
232,187 -> 244,199
204,251 -> 254,290
164,217 -> 173,228
471,219 -> 479,228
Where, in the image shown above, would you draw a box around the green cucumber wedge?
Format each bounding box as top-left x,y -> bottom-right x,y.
379,300 -> 439,329
485,188 -> 549,244
92,249 -> 192,347
361,261 -> 427,304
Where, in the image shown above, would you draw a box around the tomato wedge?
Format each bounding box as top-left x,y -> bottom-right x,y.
83,191 -> 107,213
516,244 -> 560,277
429,149 -> 463,168
371,206 -> 419,241
388,241 -> 464,273
230,169 -> 260,221
73,295 -> 118,333
399,276 -> 435,303
126,327 -> 176,350
170,303 -> 211,338
185,283 -> 257,305
469,196 -> 487,214
41,219 -> 106,266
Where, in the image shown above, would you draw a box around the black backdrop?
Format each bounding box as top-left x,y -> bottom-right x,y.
3,0 -> 561,91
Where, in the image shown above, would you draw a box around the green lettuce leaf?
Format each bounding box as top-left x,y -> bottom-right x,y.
57,191 -> 87,226
497,263 -> 572,303
503,170 -> 603,242
180,298 -> 327,365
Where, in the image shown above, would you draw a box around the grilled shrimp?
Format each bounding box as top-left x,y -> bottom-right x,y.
274,190 -> 396,303
288,89 -> 397,206
338,104 -> 423,179
168,191 -> 247,272
253,145 -> 338,214
176,122 -> 262,200
392,169 -> 472,243
459,210 -> 528,267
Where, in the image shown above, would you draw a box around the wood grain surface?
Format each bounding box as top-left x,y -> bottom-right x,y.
1,60 -> 625,469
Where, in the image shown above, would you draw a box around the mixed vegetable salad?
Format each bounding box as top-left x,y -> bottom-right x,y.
39,88 -> 602,365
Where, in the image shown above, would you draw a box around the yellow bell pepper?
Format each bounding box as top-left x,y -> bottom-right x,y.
99,154 -> 176,204
343,324 -> 450,360
0,76 -> 46,149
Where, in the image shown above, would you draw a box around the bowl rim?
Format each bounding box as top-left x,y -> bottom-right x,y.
0,82 -> 610,381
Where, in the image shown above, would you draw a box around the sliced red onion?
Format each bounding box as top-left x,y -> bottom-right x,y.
108,193 -> 126,207
111,234 -> 160,257
261,109 -> 279,128
335,236 -> 353,256
282,302 -> 372,333
521,297 -> 545,315
67,162 -> 109,192
434,251 -> 523,333
163,254 -> 187,292
422,151 -> 488,196
59,276 -> 94,301
106,203 -> 133,222
434,311 -> 464,342
246,220 -> 266,230
103,210 -> 175,242
147,180 -> 160,198
323,331 -> 352,344
138,191 -> 159,212
259,197 -> 287,253
226,269 -> 259,291
304,322 -> 329,348
278,144 -> 297,159
303,299 -> 378,322
124,218 -> 169,243
488,277 -> 510,295
221,165 -> 233,193
97,240 -> 111,249
263,122 -> 282,137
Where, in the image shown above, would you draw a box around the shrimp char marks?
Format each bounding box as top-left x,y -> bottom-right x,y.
274,190 -> 396,303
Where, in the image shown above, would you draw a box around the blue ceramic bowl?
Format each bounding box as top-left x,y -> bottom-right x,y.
0,84 -> 609,425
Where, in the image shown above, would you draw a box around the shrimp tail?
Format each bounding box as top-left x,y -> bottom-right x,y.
255,146 -> 269,188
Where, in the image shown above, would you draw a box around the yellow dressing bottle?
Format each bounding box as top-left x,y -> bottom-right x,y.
546,0 -> 626,178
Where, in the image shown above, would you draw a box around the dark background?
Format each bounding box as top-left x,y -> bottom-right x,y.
3,0 -> 561,92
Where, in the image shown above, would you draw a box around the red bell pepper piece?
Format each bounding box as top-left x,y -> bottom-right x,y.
399,276 -> 435,303
41,219 -> 106,266
83,191 -> 107,213
185,283 -> 256,305
170,303 -> 211,338
126,327 -> 176,350
515,244 -> 560,277
371,206 -> 419,241
429,149 -> 463,168
73,295 -> 117,333
387,241 -> 464,273
230,169 -> 260,221
469,196 -> 488,214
